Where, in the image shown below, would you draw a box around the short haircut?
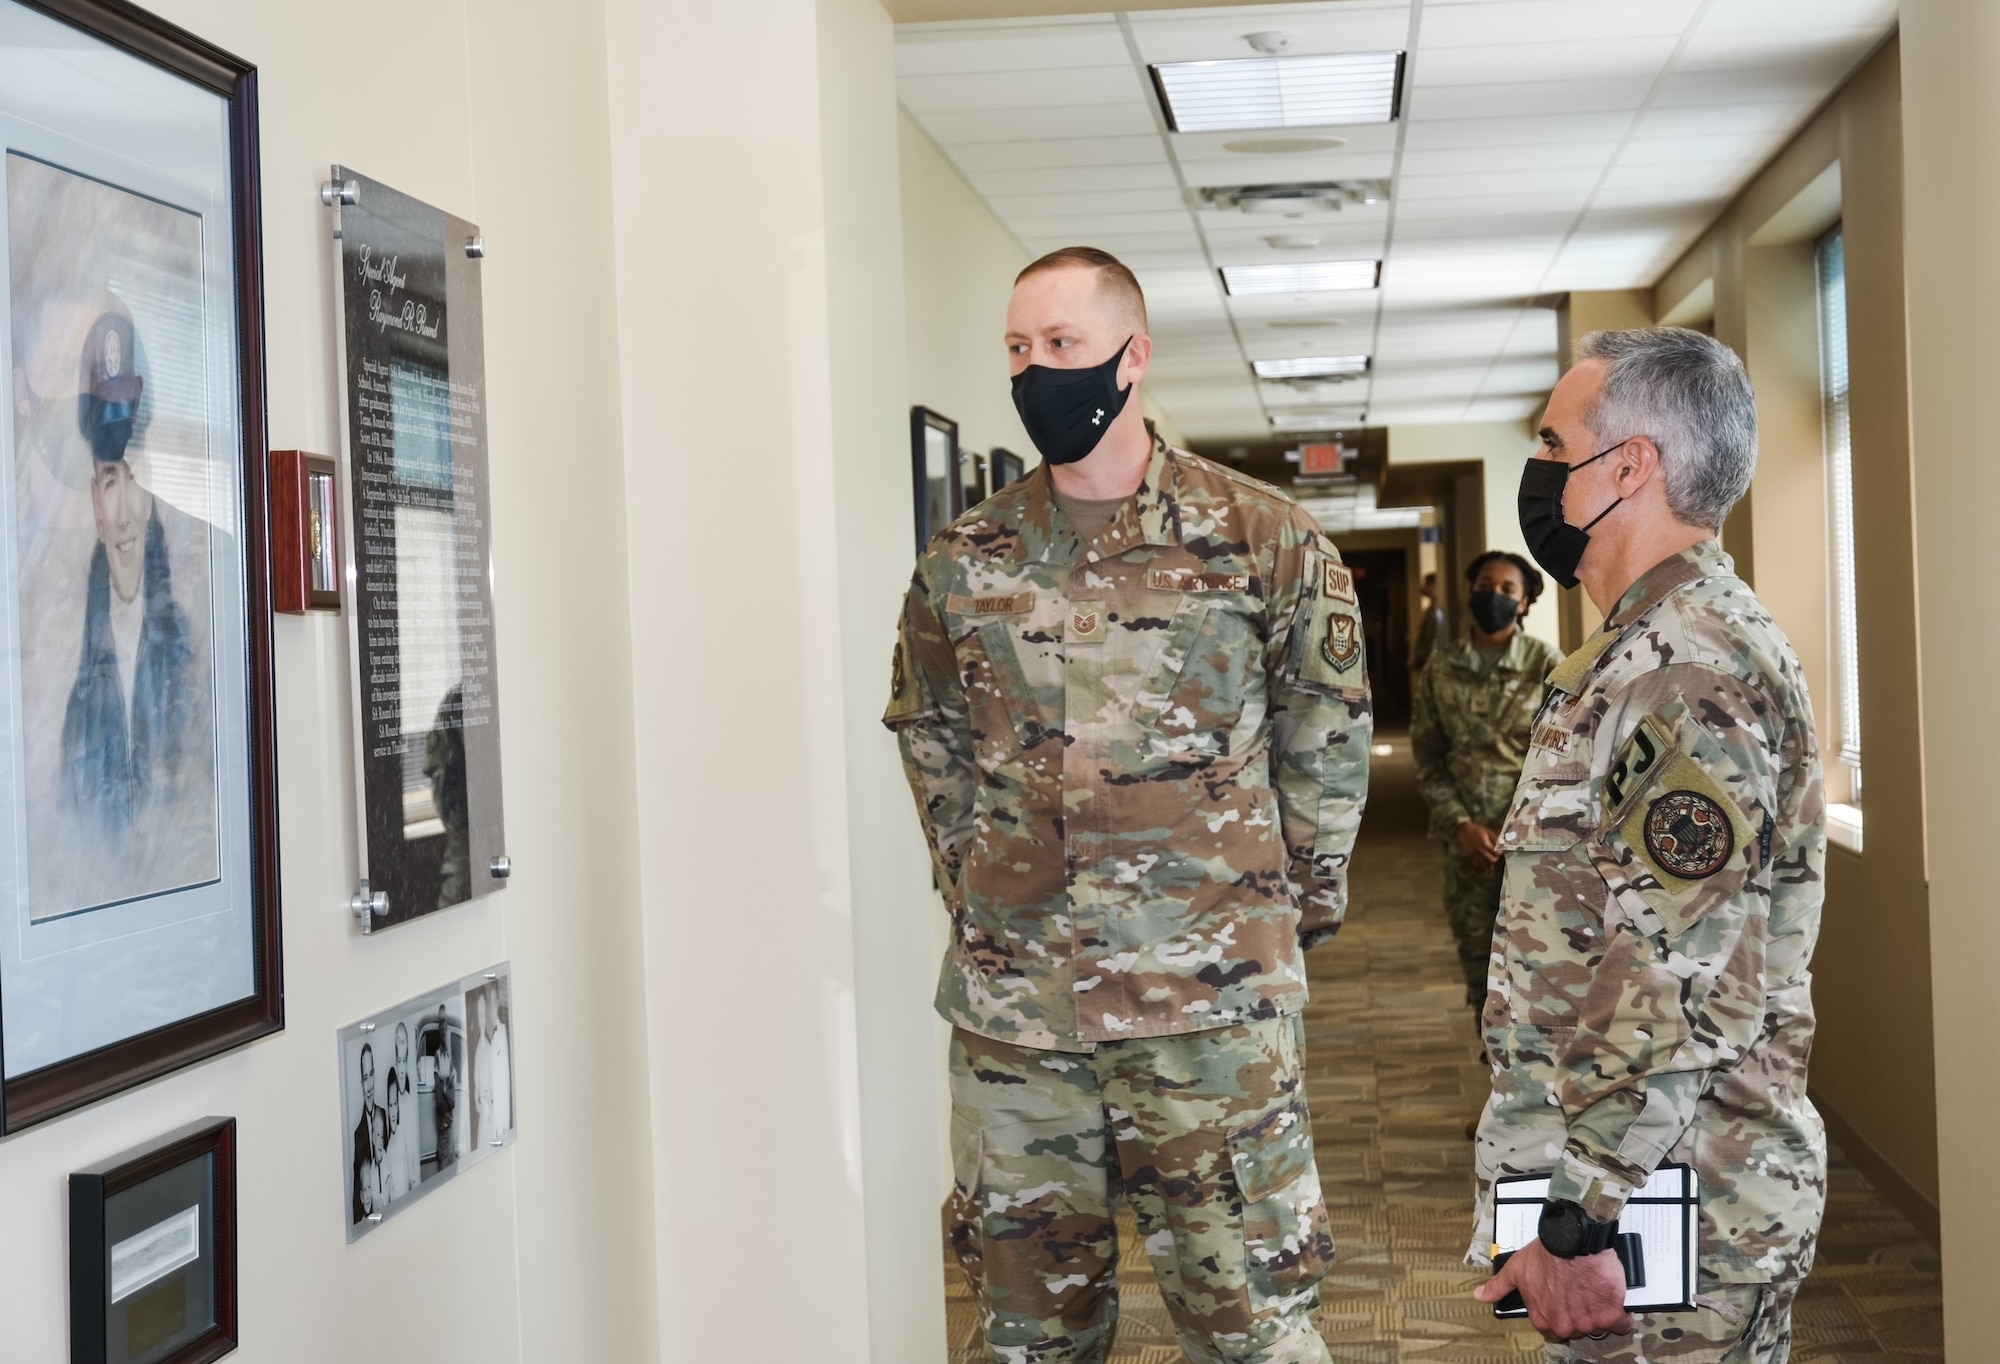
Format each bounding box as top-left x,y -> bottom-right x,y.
1574,327 -> 1757,530
1465,550 -> 1544,606
1015,246 -> 1148,332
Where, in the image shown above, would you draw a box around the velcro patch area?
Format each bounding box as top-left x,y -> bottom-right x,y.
1147,568 -> 1250,593
946,592 -> 1035,616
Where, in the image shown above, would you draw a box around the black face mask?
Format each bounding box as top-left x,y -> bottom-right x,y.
1467,589 -> 1519,635
1517,441 -> 1628,589
1010,338 -> 1134,466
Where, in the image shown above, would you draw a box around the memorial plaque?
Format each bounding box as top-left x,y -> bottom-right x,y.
328,169 -> 506,932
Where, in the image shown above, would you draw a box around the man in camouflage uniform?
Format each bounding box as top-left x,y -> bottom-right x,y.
886,247 -> 1371,1364
1471,328 -> 1825,1361
1411,551 -> 1560,1010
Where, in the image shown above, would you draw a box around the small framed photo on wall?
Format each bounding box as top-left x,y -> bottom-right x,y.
69,1118 -> 238,1364
909,406 -> 959,555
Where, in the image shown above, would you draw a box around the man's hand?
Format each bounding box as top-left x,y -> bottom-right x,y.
1474,1239 -> 1633,1343
1456,820 -> 1501,872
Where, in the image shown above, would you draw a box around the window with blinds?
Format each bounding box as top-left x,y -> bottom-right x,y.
1817,226 -> 1861,799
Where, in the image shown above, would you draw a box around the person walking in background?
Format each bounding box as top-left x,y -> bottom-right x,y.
1411,551 -> 1558,1023
1409,569 -> 1448,673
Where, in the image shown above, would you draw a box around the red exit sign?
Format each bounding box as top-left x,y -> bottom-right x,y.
1299,443 -> 1346,476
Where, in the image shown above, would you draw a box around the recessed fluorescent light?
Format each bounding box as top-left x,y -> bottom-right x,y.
1221,260 -> 1380,295
1254,355 -> 1369,380
1271,411 -> 1364,433
1151,52 -> 1404,134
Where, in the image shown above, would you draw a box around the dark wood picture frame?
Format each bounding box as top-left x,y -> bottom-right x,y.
910,405 -> 960,556
69,1117 -> 239,1364
2,0 -> 281,1133
269,450 -> 340,613
990,447 -> 1025,494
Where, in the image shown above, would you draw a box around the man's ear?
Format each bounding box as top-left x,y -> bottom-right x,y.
1616,435 -> 1663,494
1120,334 -> 1153,388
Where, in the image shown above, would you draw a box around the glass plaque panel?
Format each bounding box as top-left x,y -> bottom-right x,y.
328,168 -> 506,932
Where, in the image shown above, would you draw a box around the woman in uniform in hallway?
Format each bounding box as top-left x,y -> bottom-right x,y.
1410,551 -> 1558,1019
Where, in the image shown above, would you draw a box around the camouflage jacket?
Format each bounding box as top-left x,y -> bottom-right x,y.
884,434 -> 1373,1052
1410,629 -> 1561,840
1470,541 -> 1827,1284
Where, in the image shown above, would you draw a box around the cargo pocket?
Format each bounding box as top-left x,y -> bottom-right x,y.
1226,1098 -> 1333,1307
946,1110 -> 986,1292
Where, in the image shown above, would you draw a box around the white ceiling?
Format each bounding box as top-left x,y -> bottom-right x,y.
895,0 -> 1898,442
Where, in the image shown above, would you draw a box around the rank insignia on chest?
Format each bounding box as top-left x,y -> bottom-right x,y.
1322,613 -> 1361,671
1322,562 -> 1356,604
1644,789 -> 1735,879
1069,602 -> 1107,644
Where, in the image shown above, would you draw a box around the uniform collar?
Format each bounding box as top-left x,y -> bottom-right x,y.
1448,626 -> 1537,674
1020,424 -> 1181,563
1605,539 -> 1732,629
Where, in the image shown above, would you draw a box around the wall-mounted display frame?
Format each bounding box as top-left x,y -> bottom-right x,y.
325,167 -> 508,934
69,1116 -> 238,1364
909,405 -> 958,556
0,0 -> 281,1133
989,447 -> 1025,493
337,962 -> 515,1242
956,445 -> 988,516
268,449 -> 339,613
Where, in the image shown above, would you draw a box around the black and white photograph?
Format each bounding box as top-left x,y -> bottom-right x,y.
464,970 -> 513,1154
340,965 -> 512,1241
0,0 -> 280,1133
340,987 -> 464,1236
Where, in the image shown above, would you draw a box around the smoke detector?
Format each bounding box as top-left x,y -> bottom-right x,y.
1244,30 -> 1295,54
1197,180 -> 1391,217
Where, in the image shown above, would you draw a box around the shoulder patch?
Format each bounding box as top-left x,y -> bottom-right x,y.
1643,790 -> 1735,879
1604,713 -> 1675,813
1322,561 -> 1356,604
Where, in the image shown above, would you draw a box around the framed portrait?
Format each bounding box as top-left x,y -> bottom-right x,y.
956,446 -> 988,517
338,963 -> 515,1241
990,447 -> 1025,493
69,1117 -> 239,1364
0,1 -> 279,1131
909,406 -> 958,556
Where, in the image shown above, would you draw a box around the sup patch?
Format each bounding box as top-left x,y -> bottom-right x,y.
1644,789 -> 1735,879
1322,561 -> 1356,604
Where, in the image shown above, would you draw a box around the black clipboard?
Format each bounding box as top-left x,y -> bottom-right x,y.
1490,1163 -> 1700,1317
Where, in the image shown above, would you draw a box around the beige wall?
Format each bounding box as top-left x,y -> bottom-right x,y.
606,0 -> 945,1359
0,0 -> 662,1359
1902,2 -> 2000,1348
1653,40 -> 1937,1230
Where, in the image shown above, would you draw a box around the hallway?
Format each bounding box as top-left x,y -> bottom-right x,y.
945,737 -> 1942,1362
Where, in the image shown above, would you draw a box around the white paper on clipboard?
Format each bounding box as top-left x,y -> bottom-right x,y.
1493,1163 -> 1700,1312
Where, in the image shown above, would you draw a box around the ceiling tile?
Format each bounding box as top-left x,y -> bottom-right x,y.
894,20 -> 1130,77
944,135 -> 1168,172
986,188 -> 1190,217
1418,0 -> 1696,48
915,103 -> 1159,143
966,163 -> 1182,196
1408,78 -> 1647,120
1413,35 -> 1678,88
1398,141 -> 1618,176
898,65 -> 1147,114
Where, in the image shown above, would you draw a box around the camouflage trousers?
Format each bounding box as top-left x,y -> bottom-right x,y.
1544,1281 -> 1797,1364
1442,848 -> 1504,1007
947,1016 -> 1334,1364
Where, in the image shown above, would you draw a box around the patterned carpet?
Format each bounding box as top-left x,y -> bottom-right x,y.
945,736 -> 1942,1362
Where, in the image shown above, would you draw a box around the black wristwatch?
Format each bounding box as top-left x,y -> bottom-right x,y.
1538,1199 -> 1618,1259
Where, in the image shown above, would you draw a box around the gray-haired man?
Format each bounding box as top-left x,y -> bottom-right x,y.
1471,328 -> 1826,1362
